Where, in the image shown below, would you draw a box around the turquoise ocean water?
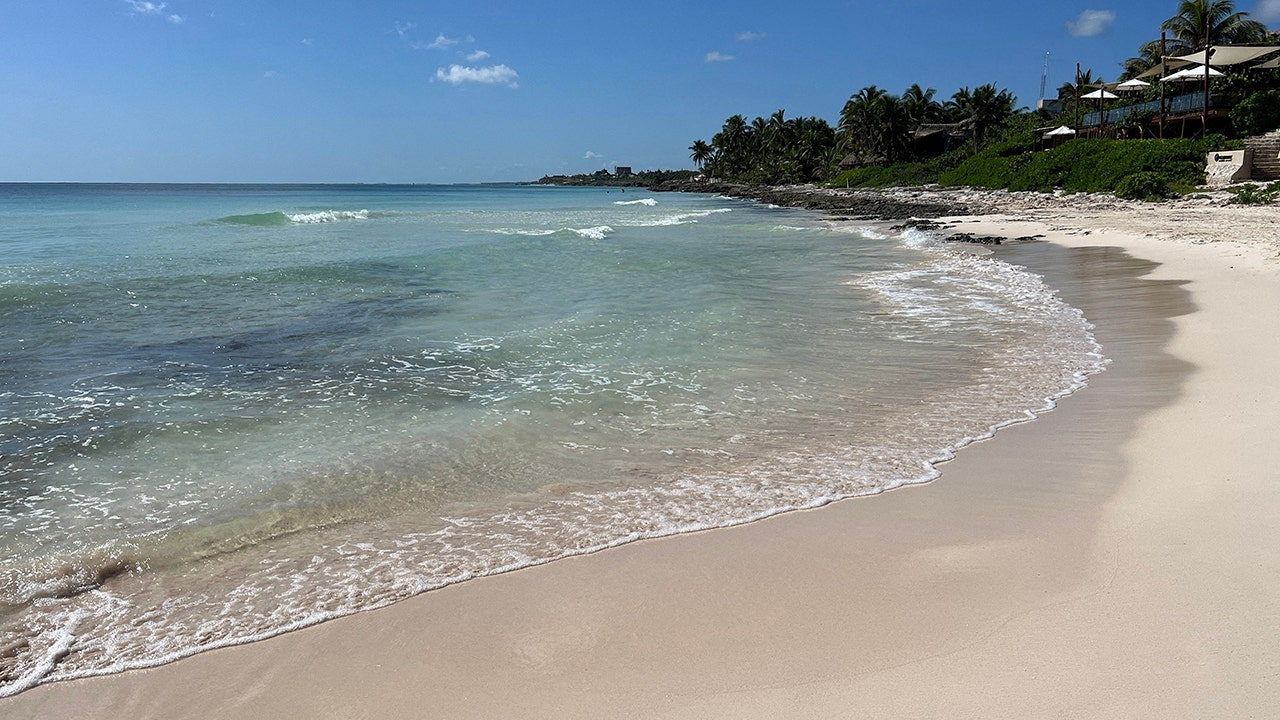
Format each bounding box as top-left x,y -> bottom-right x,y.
0,183 -> 1103,693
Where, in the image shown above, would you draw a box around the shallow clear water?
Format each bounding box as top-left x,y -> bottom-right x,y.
0,183 -> 1103,693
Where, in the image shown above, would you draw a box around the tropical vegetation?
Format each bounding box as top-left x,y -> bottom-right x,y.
536,168 -> 696,187
684,0 -> 1279,199
1226,179 -> 1280,203
692,83 -> 1018,185
1121,0 -> 1268,80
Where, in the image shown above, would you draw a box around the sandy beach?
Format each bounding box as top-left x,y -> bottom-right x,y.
4,189 -> 1279,719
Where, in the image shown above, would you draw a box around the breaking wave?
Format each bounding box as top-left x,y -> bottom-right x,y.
215,210 -> 370,226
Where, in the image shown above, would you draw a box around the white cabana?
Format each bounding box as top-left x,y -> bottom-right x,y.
1160,65 -> 1226,82
1045,125 -> 1077,136
1137,45 -> 1280,79
1116,78 -> 1151,92
1172,45 -> 1280,68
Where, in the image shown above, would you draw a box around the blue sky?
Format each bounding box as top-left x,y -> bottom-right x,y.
3,0 -> 1277,183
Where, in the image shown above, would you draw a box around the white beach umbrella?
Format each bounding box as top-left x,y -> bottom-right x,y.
1161,65 -> 1225,82
1116,78 -> 1151,92
1045,125 -> 1077,136
1080,88 -> 1120,100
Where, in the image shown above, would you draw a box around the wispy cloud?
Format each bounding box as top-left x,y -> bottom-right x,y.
124,0 -> 182,23
263,70 -> 278,79
434,64 -> 519,88
736,31 -> 764,41
424,33 -> 459,50
1256,0 -> 1280,23
394,21 -> 416,40
584,151 -> 603,159
125,0 -> 165,14
705,51 -> 735,63
466,50 -> 491,61
301,38 -> 314,46
1067,9 -> 1116,37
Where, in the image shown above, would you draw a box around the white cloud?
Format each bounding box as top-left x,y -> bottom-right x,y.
466,50 -> 491,61
394,21 -> 416,40
426,33 -> 459,50
584,151 -> 603,159
263,70 -> 278,79
125,0 -> 166,15
302,38 -> 314,46
736,31 -> 764,41
705,51 -> 735,63
434,64 -> 519,87
124,1 -> 182,23
1067,9 -> 1116,37
1256,0 -> 1280,23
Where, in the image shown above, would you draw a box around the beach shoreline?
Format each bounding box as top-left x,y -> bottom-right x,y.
4,187 -> 1279,718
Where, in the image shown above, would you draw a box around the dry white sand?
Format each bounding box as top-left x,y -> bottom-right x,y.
4,191 -> 1279,719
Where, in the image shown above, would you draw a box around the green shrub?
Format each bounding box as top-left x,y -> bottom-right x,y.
940,137 -> 1209,195
1227,181 -> 1280,205
828,147 -> 969,188
1115,172 -> 1170,201
1230,91 -> 1280,137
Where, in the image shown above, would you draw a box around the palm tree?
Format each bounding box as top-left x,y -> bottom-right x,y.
712,114 -> 750,174
952,84 -> 1017,153
839,86 -> 885,160
874,94 -> 914,163
689,139 -> 712,170
1057,69 -> 1100,103
766,109 -> 789,154
1121,41 -> 1167,81
838,86 -> 918,165
789,116 -> 836,179
1161,0 -> 1267,49
902,84 -> 943,126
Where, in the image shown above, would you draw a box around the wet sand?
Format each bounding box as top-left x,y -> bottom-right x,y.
4,199 -> 1279,718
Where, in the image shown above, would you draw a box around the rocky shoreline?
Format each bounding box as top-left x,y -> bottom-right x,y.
649,180 -> 1279,257
652,180 -> 981,220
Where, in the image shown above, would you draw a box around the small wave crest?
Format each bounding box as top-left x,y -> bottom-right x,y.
215,212 -> 292,227
613,198 -> 658,206
635,208 -> 732,227
286,210 -> 369,224
570,226 -> 613,240
489,229 -> 557,237
0,546 -> 141,608
488,226 -> 613,239
486,225 -> 611,239
215,210 -> 369,226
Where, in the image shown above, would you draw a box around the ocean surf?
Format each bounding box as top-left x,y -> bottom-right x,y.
0,183 -> 1103,694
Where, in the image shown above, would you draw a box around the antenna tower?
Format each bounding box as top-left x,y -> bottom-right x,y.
1040,52 -> 1050,100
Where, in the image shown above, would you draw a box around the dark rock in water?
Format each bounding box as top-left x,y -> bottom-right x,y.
944,232 -> 1003,245
891,219 -> 948,232
941,232 -> 1045,245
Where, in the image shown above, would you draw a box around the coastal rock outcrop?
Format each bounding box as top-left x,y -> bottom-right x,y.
652,181 -> 976,219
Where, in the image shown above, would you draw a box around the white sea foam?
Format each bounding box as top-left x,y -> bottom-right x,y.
614,198 -> 658,206
287,209 -> 369,224
490,228 -> 557,236
570,226 -> 614,240
636,208 -> 732,227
